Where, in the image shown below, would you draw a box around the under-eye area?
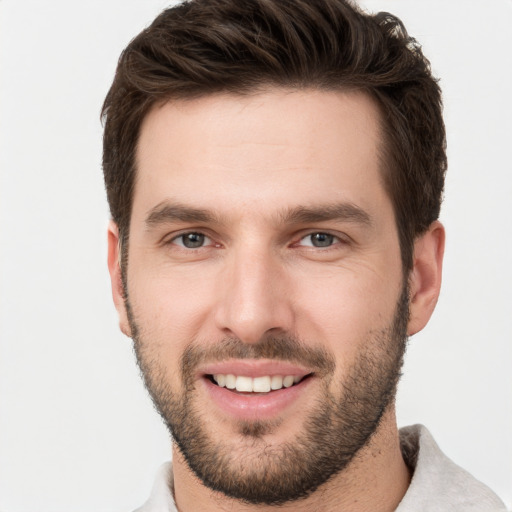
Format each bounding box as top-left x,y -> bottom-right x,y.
206,374 -> 313,393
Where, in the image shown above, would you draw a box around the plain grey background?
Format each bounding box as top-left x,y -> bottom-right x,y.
1,0 -> 511,510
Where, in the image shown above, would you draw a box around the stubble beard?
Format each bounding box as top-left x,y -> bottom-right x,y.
126,283 -> 409,506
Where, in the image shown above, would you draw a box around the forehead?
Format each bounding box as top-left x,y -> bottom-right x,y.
134,89 -> 388,223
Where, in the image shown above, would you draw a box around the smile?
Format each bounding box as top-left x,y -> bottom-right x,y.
199,362 -> 315,421
210,374 -> 308,393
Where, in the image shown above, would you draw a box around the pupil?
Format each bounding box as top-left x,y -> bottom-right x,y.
312,233 -> 333,247
183,233 -> 204,248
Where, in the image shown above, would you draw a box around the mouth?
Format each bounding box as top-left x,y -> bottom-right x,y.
199,361 -> 316,421
206,373 -> 312,394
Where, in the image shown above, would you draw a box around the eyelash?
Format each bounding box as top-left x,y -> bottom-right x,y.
168,232 -> 216,249
166,231 -> 347,250
296,232 -> 345,249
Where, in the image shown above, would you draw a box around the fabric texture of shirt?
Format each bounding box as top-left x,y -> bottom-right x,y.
133,424 -> 507,511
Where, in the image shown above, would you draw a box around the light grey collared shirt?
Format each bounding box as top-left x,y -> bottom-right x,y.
134,424 -> 507,511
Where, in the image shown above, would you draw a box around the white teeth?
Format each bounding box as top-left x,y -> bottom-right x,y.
215,374 -> 226,387
212,374 -> 303,392
235,376 -> 253,392
283,376 -> 294,388
271,375 -> 283,390
225,374 -> 236,389
253,376 -> 271,392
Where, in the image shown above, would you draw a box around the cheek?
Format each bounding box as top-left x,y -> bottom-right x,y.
291,266 -> 402,362
127,280 -> 208,394
127,260 -> 217,346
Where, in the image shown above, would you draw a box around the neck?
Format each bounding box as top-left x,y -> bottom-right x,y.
171,407 -> 410,512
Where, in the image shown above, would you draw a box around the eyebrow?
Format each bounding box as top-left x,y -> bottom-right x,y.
145,200 -> 372,229
278,203 -> 372,227
145,201 -> 220,227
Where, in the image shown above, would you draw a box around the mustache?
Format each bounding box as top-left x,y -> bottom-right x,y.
180,335 -> 336,378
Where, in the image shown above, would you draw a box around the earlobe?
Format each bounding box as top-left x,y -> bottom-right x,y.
107,221 -> 132,337
407,221 -> 445,336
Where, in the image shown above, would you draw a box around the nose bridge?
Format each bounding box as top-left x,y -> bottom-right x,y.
215,241 -> 291,344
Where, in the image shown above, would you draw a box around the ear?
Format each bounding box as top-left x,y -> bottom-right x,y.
407,221 -> 445,336
107,221 -> 132,337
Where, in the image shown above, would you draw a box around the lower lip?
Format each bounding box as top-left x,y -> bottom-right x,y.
202,376 -> 313,421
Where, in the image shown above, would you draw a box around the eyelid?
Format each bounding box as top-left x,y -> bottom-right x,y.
295,231 -> 349,247
176,233 -> 212,248
160,229 -> 350,249
162,230 -> 216,248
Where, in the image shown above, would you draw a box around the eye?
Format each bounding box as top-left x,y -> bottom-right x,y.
298,232 -> 338,248
172,232 -> 212,249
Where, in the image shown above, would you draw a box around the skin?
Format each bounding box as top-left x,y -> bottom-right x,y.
108,89 -> 445,511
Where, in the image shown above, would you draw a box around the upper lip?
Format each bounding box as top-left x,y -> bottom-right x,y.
198,359 -> 313,379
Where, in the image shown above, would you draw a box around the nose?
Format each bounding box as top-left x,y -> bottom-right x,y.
214,246 -> 294,344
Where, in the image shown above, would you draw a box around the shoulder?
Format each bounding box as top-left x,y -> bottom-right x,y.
396,424 -> 507,512
132,462 -> 177,512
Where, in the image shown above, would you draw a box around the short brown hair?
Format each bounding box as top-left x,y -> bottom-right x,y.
102,0 -> 446,272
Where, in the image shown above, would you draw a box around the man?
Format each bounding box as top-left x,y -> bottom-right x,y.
102,0 -> 507,510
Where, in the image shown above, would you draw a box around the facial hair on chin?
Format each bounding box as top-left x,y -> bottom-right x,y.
126,283 -> 409,506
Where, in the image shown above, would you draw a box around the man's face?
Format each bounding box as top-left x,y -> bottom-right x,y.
119,89 -> 408,504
